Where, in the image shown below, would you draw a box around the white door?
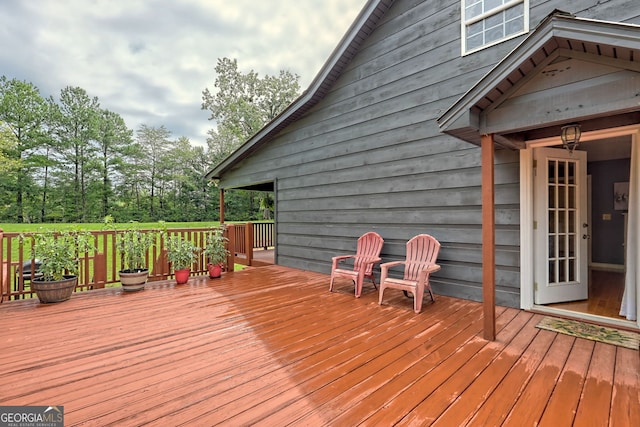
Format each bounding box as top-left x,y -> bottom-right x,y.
534,147 -> 588,304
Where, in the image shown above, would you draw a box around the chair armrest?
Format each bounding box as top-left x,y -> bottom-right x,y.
417,264 -> 441,283
380,260 -> 405,273
331,254 -> 355,269
332,255 -> 355,262
423,264 -> 441,274
380,260 -> 405,284
356,256 -> 381,264
380,260 -> 405,268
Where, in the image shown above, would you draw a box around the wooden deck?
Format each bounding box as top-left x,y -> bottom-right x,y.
232,248 -> 274,268
1,265 -> 638,426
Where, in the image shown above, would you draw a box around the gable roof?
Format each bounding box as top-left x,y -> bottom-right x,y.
437,10 -> 640,148
205,0 -> 393,180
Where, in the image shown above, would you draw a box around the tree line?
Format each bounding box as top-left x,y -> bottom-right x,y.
0,58 -> 300,224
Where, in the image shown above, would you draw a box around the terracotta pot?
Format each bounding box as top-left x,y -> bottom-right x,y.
174,268 -> 191,284
31,275 -> 77,303
119,269 -> 149,292
208,263 -> 223,279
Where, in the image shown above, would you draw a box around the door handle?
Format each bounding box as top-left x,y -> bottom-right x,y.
583,234 -> 590,239
582,223 -> 589,228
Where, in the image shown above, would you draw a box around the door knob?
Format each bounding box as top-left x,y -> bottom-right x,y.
582,223 -> 588,228
583,234 -> 590,239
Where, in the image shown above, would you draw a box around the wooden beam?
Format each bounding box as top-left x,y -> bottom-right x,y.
224,224 -> 235,272
245,222 -> 254,266
481,133 -> 496,341
0,228 -> 5,303
219,188 -> 225,224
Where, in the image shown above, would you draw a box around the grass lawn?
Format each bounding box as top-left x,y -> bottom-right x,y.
0,221 -> 221,233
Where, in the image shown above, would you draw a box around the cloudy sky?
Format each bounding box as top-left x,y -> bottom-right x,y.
0,0 -> 367,146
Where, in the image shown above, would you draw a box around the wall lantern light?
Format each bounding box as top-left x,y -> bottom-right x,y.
561,123 -> 581,153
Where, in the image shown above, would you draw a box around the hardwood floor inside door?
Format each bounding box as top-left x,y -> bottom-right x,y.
548,269 -> 626,319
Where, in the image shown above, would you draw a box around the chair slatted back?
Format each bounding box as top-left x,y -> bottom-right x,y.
353,232 -> 384,275
403,234 -> 440,281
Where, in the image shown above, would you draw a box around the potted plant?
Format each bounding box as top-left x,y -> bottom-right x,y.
165,234 -> 199,284
116,226 -> 156,291
203,226 -> 229,278
30,229 -> 94,303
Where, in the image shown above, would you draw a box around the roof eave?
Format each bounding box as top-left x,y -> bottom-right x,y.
437,12 -> 640,145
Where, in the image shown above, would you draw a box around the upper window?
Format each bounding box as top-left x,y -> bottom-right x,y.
462,0 -> 529,55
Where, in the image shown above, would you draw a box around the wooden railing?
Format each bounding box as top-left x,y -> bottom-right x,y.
0,226 -> 221,302
0,222 -> 274,303
0,222 -> 275,302
230,222 -> 275,266
254,222 -> 274,249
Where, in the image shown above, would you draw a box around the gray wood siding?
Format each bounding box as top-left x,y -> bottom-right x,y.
487,60 -> 640,134
219,0 -> 638,308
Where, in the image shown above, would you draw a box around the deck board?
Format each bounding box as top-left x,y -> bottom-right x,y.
574,343 -> 616,426
474,329 -> 556,425
0,265 -> 638,426
538,337 -> 596,426
611,348 -> 640,426
500,333 -> 575,426
398,311 -> 537,426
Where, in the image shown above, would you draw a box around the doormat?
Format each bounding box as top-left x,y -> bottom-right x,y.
536,317 -> 640,350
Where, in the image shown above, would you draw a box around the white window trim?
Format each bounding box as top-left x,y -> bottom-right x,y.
461,0 -> 530,56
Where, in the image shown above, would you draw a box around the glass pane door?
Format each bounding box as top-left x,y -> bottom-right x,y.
547,158 -> 578,284
534,146 -> 587,305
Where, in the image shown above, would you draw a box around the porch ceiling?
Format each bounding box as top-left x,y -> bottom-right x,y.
231,182 -> 274,192
438,11 -> 640,149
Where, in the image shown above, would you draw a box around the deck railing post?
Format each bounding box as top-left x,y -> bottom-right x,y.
93,252 -> 107,288
0,229 -> 5,303
219,189 -> 225,224
225,224 -> 235,272
245,222 -> 254,265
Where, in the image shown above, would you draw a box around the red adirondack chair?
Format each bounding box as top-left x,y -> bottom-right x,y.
378,234 -> 441,313
329,232 -> 384,298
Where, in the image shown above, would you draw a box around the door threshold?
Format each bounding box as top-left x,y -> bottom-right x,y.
529,305 -> 639,332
